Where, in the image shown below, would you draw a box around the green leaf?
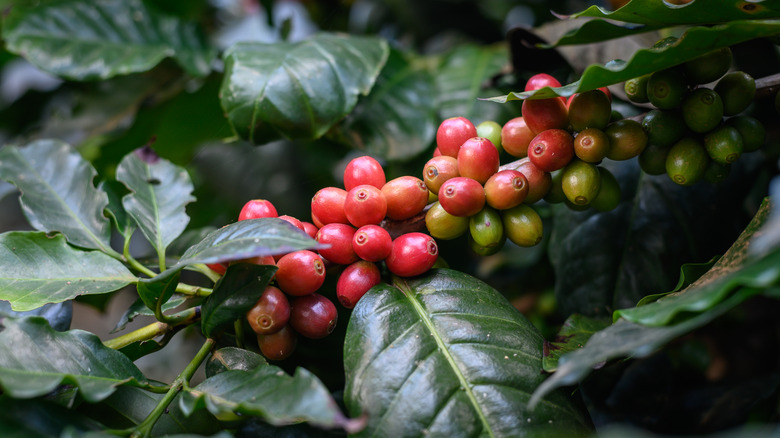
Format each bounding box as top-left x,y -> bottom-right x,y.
220,32 -> 389,144
201,263 -> 277,338
180,365 -> 360,431
173,218 -> 325,268
635,256 -> 719,306
0,300 -> 72,332
542,314 -> 611,373
99,181 -> 135,240
0,396 -> 101,437
137,269 -> 180,314
0,232 -> 136,312
0,140 -> 115,254
332,48 -> 436,161
343,269 -> 592,437
116,148 -> 195,258
111,295 -> 188,333
206,347 -> 267,377
0,317 -> 149,402
567,0 -> 780,26
2,0 -> 214,80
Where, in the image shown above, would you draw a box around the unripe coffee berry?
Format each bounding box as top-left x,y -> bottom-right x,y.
239,199 -> 278,221
352,225 -> 393,261
316,223 -> 359,265
457,137 -> 500,184
502,205 -> 543,247
311,187 -> 349,226
574,128 -> 609,163
336,260 -> 382,309
605,119 -> 648,161
476,120 -> 503,152
425,201 -> 469,240
275,250 -> 326,296
382,176 -> 429,220
528,128 -> 575,172
345,184 -> 387,227
423,155 -> 460,194
437,117 -> 477,158
567,89 -> 611,131
247,286 -> 290,335
290,293 -> 338,339
344,156 -> 386,191
501,117 -> 535,158
438,176 -> 485,217
484,169 -> 528,210
385,232 -> 439,277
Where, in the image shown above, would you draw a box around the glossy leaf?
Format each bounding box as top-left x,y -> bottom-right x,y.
0,232 -> 136,312
0,300 -> 72,332
0,396 -> 101,437
137,269 -> 180,314
111,295 -> 188,333
0,317 -> 149,402
99,181 -> 135,240
635,256 -> 719,306
201,263 -> 277,338
542,314 -> 611,373
220,33 -> 389,144
0,140 -> 114,254
332,48 -> 436,161
116,147 -> 195,257
344,269 -> 592,437
180,365 -> 360,431
2,0 -> 214,80
206,347 -> 267,378
567,0 -> 780,26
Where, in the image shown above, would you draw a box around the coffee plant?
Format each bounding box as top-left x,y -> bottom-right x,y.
0,0 -> 780,436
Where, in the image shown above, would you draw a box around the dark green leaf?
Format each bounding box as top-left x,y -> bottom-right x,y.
220,32 -> 389,144
635,256 -> 719,306
344,269 -> 591,437
2,0 -> 214,80
0,300 -> 72,332
137,269 -> 181,314
111,295 -> 188,333
0,317 -> 149,402
201,263 -> 277,338
566,0 -> 780,26
543,314 -> 611,373
0,396 -> 101,437
116,148 -> 195,257
0,232 -> 136,312
206,347 -> 267,377
0,140 -> 115,254
99,181 -> 135,240
180,365 -> 359,431
332,48 -> 436,161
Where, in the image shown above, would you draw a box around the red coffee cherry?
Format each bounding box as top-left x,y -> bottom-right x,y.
301,221 -> 318,239
344,156 -> 386,191
311,187 -> 349,226
525,73 -> 566,104
290,293 -> 338,339
382,176 -> 429,220
438,176 -> 485,217
247,286 -> 290,335
528,128 -> 575,172
316,223 -> 359,265
257,324 -> 297,361
385,232 -> 439,277
437,116 -> 477,158
238,199 -> 278,221
501,117 -> 535,158
423,155 -> 460,194
336,260 -> 382,309
514,158 -> 552,204
484,169 -> 529,210
277,215 -> 306,232
521,98 -> 569,134
207,263 -> 227,275
457,137 -> 500,184
275,250 -> 326,296
352,225 -> 393,262
344,184 -> 387,227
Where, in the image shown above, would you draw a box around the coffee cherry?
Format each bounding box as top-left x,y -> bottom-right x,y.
247,286 -> 290,335
704,161 -> 731,184
484,169 -> 528,210
605,119 -> 648,161
561,160 -> 601,206
352,224 -> 393,261
624,74 -> 650,103
544,170 -> 566,204
502,205 -> 543,247
501,117 -> 535,158
714,71 -> 755,116
301,221 -> 318,238
522,98 -> 569,134
514,158 -> 552,204
568,89 -> 611,131
290,293 -> 338,339
457,137 -> 500,184
726,115 -> 765,152
528,128 -> 575,172
525,73 -> 562,92
385,232 -> 439,277
278,215 -> 306,232
275,250 -> 326,296
591,167 -> 621,212
382,176 -> 429,220
425,201 -> 469,240
647,68 -> 687,110
574,128 -> 609,163
423,155 -> 460,194
438,177 -> 485,217
207,262 -> 228,275
468,233 -> 506,256
311,187 -> 348,226
704,125 -> 743,164
257,325 -> 297,361
666,137 -> 709,186
641,109 -> 686,148
345,184 -> 387,227
344,156 -> 386,191
476,120 -> 503,152
683,46 -> 732,85
316,223 -> 359,265
437,117 -> 477,157
336,260 -> 382,309
469,206 -> 504,250
239,199 -> 278,221
681,88 -> 723,133
638,143 -> 671,175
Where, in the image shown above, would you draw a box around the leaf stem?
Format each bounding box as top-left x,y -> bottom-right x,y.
176,282 -> 212,296
103,307 -> 200,350
131,337 -> 216,438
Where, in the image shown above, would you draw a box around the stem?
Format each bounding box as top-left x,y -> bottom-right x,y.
103,307 -> 200,350
176,283 -> 212,297
124,245 -> 158,279
131,338 -> 216,438
234,319 -> 245,349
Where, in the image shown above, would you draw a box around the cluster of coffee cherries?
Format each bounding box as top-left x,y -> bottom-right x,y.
624,43 -> 766,185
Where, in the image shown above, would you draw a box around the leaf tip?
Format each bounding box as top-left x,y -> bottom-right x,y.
134,141 -> 160,164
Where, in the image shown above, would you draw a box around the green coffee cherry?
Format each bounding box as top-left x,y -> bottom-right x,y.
648,68 -> 687,110
568,89 -> 612,131
425,201 -> 469,240
624,74 -> 650,103
605,119 -> 648,161
561,160 -> 601,206
639,143 -> 671,176
666,137 -> 710,186
591,167 -> 621,212
544,169 -> 566,204
683,47 -> 732,85
641,109 -> 687,148
469,206 -> 504,249
704,125 -> 743,164
681,88 -> 723,133
476,120 -> 503,152
714,71 -> 756,116
502,205 -> 543,247
704,161 -> 731,184
726,115 -> 765,153
468,233 -> 505,256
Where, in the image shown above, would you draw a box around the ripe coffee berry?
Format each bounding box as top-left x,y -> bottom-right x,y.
290,293 -> 338,339
352,224 -> 393,262
438,176 -> 485,217
521,98 -> 569,134
423,155 -> 460,194
484,169 -> 528,210
345,184 -> 387,227
316,223 -> 359,265
278,215 -> 306,232
514,158 -> 552,204
301,221 -> 318,238
336,260 -> 382,309
524,73 -> 566,104
528,128 -> 575,172
344,156 -> 386,191
457,137 -> 500,184
382,176 -> 429,220
257,325 -> 297,361
238,199 -> 278,221
385,232 -> 439,277
501,117 -> 535,158
247,286 -> 290,335
275,250 -> 326,296
437,117 -> 477,157
311,187 -> 348,226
